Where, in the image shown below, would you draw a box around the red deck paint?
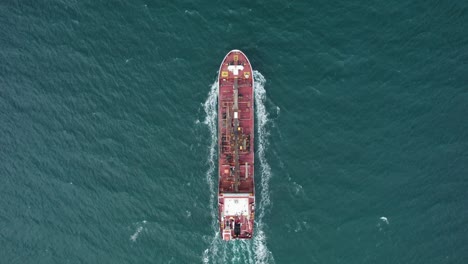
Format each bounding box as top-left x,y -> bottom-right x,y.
217,50 -> 255,240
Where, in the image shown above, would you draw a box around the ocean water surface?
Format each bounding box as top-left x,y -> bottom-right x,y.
1,1 -> 467,263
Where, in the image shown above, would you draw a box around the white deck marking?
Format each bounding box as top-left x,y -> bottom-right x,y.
224,197 -> 249,216
227,65 -> 244,76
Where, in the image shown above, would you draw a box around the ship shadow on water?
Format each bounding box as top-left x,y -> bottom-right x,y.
201,71 -> 275,264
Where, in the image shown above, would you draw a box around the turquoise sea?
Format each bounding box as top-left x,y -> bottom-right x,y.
1,1 -> 467,263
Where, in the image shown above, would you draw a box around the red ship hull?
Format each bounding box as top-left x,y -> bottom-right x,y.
217,50 -> 255,240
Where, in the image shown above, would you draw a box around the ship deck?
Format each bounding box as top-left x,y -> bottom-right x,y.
217,50 -> 255,240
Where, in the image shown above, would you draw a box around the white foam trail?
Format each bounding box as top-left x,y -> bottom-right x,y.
201,71 -> 274,264
253,71 -> 275,264
253,71 -> 271,219
202,80 -> 218,225
202,80 -> 220,263
241,240 -> 254,264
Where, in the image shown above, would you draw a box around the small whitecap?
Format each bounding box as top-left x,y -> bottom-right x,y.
380,216 -> 389,225
184,10 -> 199,15
293,181 -> 303,195
130,226 -> 143,242
311,87 -> 321,95
130,221 -> 147,241
294,222 -> 302,232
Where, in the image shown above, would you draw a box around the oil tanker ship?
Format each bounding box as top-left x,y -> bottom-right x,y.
217,50 -> 255,240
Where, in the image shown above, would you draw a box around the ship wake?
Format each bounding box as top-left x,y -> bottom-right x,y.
201,71 -> 275,264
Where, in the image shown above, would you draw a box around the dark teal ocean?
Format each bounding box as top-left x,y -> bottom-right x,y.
1,1 -> 467,263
